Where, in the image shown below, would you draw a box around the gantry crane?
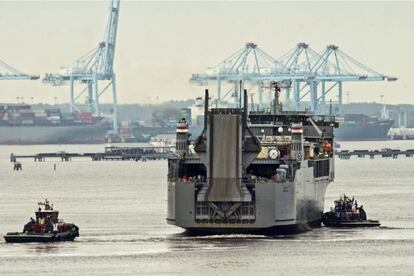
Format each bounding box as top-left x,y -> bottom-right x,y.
279,43 -> 397,113
190,42 -> 283,108
0,59 -> 39,80
191,42 -> 397,115
43,0 -> 120,133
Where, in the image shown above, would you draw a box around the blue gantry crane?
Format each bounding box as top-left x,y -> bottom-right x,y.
191,42 -> 397,114
190,42 -> 283,108
0,59 -> 39,80
280,43 -> 397,113
43,0 -> 120,133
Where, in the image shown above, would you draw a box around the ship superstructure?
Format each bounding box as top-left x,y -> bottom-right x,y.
167,88 -> 338,234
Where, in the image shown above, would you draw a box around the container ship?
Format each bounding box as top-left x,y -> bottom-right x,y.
335,113 -> 393,141
167,90 -> 338,234
0,104 -> 110,144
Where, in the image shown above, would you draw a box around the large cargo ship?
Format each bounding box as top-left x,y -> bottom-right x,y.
0,104 -> 110,144
167,90 -> 338,234
335,113 -> 393,141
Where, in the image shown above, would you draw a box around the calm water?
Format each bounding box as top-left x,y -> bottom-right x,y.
0,141 -> 413,275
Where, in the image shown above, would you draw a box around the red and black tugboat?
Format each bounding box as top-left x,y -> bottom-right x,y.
322,194 -> 380,227
4,199 -> 79,243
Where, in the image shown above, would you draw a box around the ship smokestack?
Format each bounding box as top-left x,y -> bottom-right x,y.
175,118 -> 189,158
272,81 -> 282,114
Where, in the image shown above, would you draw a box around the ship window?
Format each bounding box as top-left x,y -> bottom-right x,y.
247,164 -> 280,179
313,159 -> 330,178
293,141 -> 302,151
202,207 -> 208,215
178,163 -> 206,179
196,206 -> 209,215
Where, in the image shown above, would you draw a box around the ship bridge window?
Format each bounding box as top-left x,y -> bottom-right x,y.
309,159 -> 330,178
246,164 -> 282,179
178,163 -> 206,180
276,146 -> 289,158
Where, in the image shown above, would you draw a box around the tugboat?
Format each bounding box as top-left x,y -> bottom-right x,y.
4,199 -> 79,243
322,194 -> 380,227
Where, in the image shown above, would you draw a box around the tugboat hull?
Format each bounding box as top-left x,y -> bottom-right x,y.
4,225 -> 79,243
322,212 -> 380,227
322,218 -> 380,227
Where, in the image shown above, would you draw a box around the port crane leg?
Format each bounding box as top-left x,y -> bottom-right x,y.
70,76 -> 75,113
320,81 -> 326,113
338,81 -> 343,114
87,82 -> 93,112
233,81 -> 239,106
216,76 -> 221,103
404,111 -> 407,128
93,74 -> 100,116
258,82 -> 263,110
111,74 -> 119,133
293,81 -> 300,110
239,80 -> 245,108
398,112 -> 401,127
310,81 -> 318,112
284,86 -> 290,107
268,81 -> 273,106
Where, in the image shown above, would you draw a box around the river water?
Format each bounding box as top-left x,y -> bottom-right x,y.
0,141 -> 413,275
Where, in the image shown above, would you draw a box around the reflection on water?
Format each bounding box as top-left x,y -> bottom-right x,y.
29,244 -> 62,254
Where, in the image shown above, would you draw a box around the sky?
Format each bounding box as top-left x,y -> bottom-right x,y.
0,1 -> 413,105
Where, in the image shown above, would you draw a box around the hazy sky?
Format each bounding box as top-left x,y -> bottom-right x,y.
0,1 -> 413,105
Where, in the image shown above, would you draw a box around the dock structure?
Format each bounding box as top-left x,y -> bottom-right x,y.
11,146 -> 414,163
336,149 -> 414,159
10,145 -> 174,163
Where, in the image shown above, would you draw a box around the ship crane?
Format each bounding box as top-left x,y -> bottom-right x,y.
42,0 -> 120,133
0,59 -> 39,80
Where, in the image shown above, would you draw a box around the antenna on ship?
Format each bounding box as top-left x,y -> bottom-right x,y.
272,81 -> 282,114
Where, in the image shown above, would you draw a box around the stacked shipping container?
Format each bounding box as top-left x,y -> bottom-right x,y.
0,105 -> 102,127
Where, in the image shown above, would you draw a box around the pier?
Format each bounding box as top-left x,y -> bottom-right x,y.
10,145 -> 174,162
11,146 -> 414,162
336,149 -> 414,159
